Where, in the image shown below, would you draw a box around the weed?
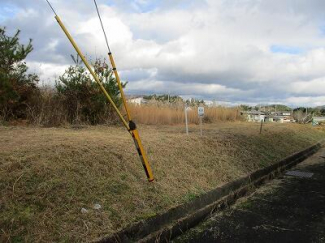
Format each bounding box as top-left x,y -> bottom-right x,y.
184,192 -> 198,202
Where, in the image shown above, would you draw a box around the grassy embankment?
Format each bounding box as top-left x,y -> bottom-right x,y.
0,122 -> 324,242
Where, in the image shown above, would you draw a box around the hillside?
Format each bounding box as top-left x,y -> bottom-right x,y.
0,123 -> 324,242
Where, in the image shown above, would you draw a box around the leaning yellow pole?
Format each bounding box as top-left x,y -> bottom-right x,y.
54,15 -> 154,182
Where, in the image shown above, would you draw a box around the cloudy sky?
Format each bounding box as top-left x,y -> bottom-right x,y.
1,0 -> 325,107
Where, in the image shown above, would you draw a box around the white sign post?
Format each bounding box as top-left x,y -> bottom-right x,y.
184,104 -> 189,135
198,107 -> 204,136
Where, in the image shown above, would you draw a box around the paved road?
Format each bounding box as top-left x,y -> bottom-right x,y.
174,147 -> 325,243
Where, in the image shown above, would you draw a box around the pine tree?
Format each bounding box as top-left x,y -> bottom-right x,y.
0,27 -> 39,120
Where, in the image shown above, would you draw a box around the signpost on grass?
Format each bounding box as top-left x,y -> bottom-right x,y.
198,107 -> 204,136
185,104 -> 189,135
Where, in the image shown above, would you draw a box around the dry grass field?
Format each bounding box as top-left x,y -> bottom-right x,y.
129,104 -> 240,125
0,122 -> 324,242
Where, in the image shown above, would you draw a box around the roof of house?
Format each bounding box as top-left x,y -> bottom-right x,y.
242,111 -> 265,115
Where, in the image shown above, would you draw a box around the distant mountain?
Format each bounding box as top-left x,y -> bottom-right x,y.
264,104 -> 292,111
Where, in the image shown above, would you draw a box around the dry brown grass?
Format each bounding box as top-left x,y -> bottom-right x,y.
129,104 -> 240,125
0,122 -> 324,242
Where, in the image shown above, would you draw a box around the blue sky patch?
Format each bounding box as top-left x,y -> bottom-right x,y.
136,0 -> 160,13
107,0 -> 159,13
270,45 -> 303,55
107,0 -> 201,13
319,24 -> 325,37
0,3 -> 20,23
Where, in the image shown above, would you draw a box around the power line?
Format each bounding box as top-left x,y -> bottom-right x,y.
93,0 -> 111,53
45,0 -> 57,16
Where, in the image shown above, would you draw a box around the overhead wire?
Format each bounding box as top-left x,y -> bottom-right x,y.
93,0 -> 111,53
45,0 -> 57,16
93,0 -> 132,122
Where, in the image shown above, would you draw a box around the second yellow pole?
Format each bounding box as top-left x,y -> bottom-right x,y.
108,52 -> 154,182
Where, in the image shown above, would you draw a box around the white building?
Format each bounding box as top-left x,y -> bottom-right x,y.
242,111 -> 265,122
128,97 -> 145,105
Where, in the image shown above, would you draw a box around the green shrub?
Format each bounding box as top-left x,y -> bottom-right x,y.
55,57 -> 126,124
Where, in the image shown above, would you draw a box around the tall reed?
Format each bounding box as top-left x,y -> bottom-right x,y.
129,103 -> 240,125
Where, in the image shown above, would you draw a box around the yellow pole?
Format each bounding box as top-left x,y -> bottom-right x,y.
108,53 -> 131,121
54,15 -> 154,182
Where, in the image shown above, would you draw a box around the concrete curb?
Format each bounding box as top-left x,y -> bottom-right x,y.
98,141 -> 324,243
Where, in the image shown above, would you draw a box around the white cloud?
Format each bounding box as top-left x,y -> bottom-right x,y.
2,0 -> 325,107
285,96 -> 325,107
288,77 -> 325,95
27,61 -> 69,85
